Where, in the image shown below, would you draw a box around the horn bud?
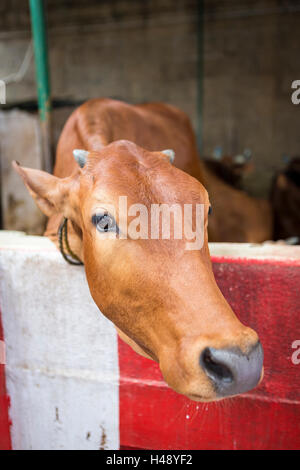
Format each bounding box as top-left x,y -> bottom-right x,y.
162,149 -> 175,164
73,149 -> 89,168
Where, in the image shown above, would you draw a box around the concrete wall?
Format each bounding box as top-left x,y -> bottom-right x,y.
0,0 -> 300,196
0,110 -> 46,234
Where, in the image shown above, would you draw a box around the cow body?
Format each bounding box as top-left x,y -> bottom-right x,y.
14,98 -> 264,402
47,98 -> 272,243
271,157 -> 300,240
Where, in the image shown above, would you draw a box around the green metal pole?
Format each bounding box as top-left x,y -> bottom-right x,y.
29,0 -> 52,172
197,0 -> 204,155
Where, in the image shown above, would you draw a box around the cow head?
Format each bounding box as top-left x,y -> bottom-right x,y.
13,140 -> 263,401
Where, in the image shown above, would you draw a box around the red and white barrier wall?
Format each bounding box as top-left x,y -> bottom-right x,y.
0,232 -> 300,450
0,233 -> 119,450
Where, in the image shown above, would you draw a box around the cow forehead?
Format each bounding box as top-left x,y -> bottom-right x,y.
86,140 -> 150,167
85,166 -> 208,209
84,143 -> 161,176
81,144 -> 209,206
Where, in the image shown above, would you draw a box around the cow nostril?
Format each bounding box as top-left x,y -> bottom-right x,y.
201,347 -> 234,384
200,342 -> 264,397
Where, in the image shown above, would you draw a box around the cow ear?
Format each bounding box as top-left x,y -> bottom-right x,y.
12,161 -> 76,218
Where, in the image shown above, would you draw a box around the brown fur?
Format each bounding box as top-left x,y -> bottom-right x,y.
13,99 -> 263,401
48,99 -> 271,243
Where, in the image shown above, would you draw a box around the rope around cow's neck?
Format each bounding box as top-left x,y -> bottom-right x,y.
58,218 -> 84,266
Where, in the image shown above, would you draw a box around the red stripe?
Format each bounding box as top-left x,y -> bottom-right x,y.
119,259 -> 300,449
211,255 -> 300,267
0,311 -> 11,450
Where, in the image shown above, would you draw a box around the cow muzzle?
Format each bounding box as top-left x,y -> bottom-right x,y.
200,341 -> 264,398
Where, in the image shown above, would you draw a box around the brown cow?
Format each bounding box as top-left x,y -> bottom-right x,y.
13,98 -> 263,402
202,163 -> 272,242
49,99 -> 272,243
203,150 -> 253,189
201,151 -> 271,243
271,157 -> 300,241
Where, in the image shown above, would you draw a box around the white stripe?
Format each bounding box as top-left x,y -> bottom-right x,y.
0,232 -> 119,450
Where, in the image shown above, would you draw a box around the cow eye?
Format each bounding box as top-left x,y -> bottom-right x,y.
92,212 -> 118,233
208,205 -> 212,216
